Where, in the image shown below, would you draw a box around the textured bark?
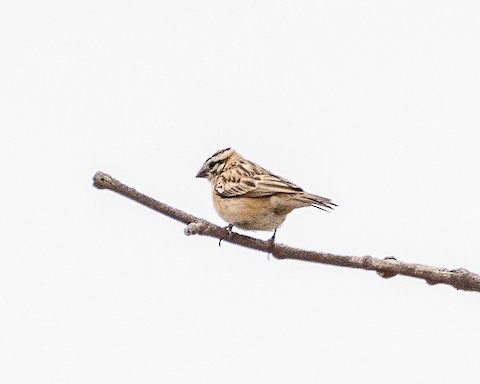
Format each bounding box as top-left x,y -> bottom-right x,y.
93,171 -> 480,293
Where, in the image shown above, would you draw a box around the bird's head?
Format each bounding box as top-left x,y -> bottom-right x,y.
196,147 -> 236,181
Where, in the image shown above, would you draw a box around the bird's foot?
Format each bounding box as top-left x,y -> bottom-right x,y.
218,224 -> 234,247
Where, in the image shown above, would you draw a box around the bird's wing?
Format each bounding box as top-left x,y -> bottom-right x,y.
214,167 -> 303,198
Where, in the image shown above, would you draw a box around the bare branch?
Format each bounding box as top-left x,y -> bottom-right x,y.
93,171 -> 480,293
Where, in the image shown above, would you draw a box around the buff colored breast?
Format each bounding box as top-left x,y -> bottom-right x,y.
212,193 -> 298,231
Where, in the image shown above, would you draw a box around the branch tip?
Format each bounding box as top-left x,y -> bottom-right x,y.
93,171 -> 113,189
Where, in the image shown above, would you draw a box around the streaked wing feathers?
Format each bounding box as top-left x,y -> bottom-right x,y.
215,168 -> 303,198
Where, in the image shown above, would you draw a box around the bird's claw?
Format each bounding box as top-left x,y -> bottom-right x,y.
218,224 -> 234,247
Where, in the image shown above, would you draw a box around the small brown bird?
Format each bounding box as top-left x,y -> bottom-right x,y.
196,148 -> 336,242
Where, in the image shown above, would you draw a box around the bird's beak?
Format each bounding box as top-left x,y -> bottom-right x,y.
196,168 -> 207,178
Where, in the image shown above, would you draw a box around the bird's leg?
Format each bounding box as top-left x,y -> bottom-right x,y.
218,224 -> 234,247
269,229 -> 277,243
267,229 -> 277,259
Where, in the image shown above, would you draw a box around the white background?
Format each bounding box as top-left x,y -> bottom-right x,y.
1,1 -> 480,383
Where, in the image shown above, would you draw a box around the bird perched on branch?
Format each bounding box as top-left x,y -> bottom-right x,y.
196,148 -> 336,243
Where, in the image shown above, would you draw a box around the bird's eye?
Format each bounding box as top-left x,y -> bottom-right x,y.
208,162 -> 214,169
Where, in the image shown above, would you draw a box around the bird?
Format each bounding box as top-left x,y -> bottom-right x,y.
196,148 -> 336,243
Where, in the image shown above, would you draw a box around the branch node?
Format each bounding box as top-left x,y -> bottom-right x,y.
362,256 -> 374,269
184,221 -> 209,236
377,256 -> 398,279
450,268 -> 470,274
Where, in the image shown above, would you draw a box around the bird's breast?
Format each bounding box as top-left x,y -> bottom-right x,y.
212,194 -> 288,231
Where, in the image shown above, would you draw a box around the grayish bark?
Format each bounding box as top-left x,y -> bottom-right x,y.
93,171 -> 480,293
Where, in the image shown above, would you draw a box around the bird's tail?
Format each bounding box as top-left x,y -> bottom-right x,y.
296,192 -> 337,211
